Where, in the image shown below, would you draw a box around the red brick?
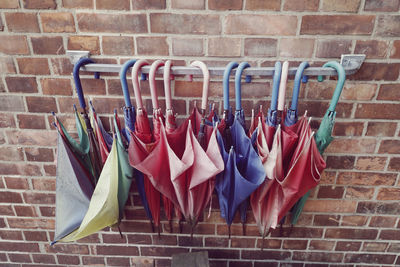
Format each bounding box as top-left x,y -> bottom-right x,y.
365,0 -> 399,11
326,228 -> 378,240
317,186 -> 344,199
23,192 -> 55,205
17,58 -> 50,75
26,96 -> 57,113
357,201 -> 400,215
338,172 -> 396,186
31,36 -> 64,55
293,252 -> 342,262
332,122 -> 364,137
388,243 -> 400,252
356,103 -> 400,120
341,215 -> 368,226
0,36 -> 29,55
279,39 -> 314,58
309,240 -> 335,251
51,57 -> 73,75
106,257 -> 131,266
244,38 -> 277,57
369,216 -> 397,227
376,15 -> 400,37
0,162 -> 41,176
344,253 -> 396,264
316,39 -> 352,58
301,15 -> 374,35
24,231 -> 48,241
0,242 -> 39,252
43,164 -> 56,176
254,262 -> 278,267
351,63 -> 400,81
15,206 -> 37,217
298,101 -> 352,118
23,0 -> 56,9
204,237 -> 229,247
25,147 -> 54,162
345,186 -> 374,200
41,78 -> 72,96
0,0 -> 19,8
151,13 -> 220,34
5,12 -> 39,32
132,0 -> 166,9
0,205 -> 14,216
226,14 -> 297,35
94,245 -> 139,256
388,157 -> 400,171
136,36 -> 168,55
172,38 -> 204,56
97,0 -> 129,9
62,0 -> 92,8
378,83 -> 400,100
17,114 -> 46,129
102,36 -> 134,56
41,12 -> 75,32
283,240 -> 308,250
390,40 -> 400,58
209,0 -> 242,10
355,40 -> 389,59
57,255 -> 80,265
0,112 -> 15,128
0,57 -> 16,74
7,129 -> 57,146
45,244 -> 89,254
283,0 -> 319,11
322,0 -> 361,12
208,37 -> 241,57
0,230 -> 23,240
68,36 -> 99,55
4,177 -> 29,190
78,13 -> 147,33
8,253 -> 31,263
0,147 -> 23,161
325,139 -> 376,154
271,227 -> 323,238
82,256 -> 105,265
255,239 -> 281,249
230,237 -> 256,248
171,0 -> 204,9
245,0 -> 281,10
335,241 -> 361,251
325,156 -> 355,169
362,242 -> 388,252
379,140 -> 400,154
32,254 -> 56,264
366,122 -> 396,137
314,215 -> 340,226
303,200 -> 357,213
0,191 -> 23,203
377,188 -> 400,200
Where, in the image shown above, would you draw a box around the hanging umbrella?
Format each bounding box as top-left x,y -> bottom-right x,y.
290,61 -> 346,226
119,60 -> 154,231
128,59 -> 163,234
215,62 -> 266,237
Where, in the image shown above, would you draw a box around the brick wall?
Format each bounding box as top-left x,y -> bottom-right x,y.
0,0 -> 400,266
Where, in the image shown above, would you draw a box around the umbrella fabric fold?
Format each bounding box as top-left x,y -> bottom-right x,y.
90,101 -> 112,166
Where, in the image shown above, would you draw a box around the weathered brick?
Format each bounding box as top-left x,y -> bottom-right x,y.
325,228 -> 378,240
51,57 -> 73,75
344,253 -> 396,264
23,0 -> 56,9
376,15 -> 400,37
172,38 -> 204,56
283,0 -> 319,11
8,253 -> 31,263
345,186 -> 374,200
390,40 -> 400,58
0,230 -> 23,240
0,36 -> 29,55
366,122 -> 396,137
41,12 -> 75,32
282,240 -> 308,250
271,227 -> 323,238
5,12 -> 39,32
17,114 -> 46,129
357,201 -> 400,215
26,96 -> 57,113
362,242 -> 388,253
316,39 -> 352,58
58,255 -> 80,265
0,113 -> 15,128
301,15 -> 374,35
379,140 -> 400,154
102,36 -> 134,55
97,0 -> 129,10
317,186 -> 345,199
0,147 -> 23,161
4,177 -> 29,190
0,57 -> 16,74
62,0 -> 93,8
136,36 -> 168,55
0,242 -> 39,252
325,156 -> 355,169
369,216 -> 397,227
338,172 -> 396,186
239,250 -> 290,260
279,39 -> 314,58
17,58 -> 50,75
0,191 -> 23,203
171,0 -> 204,9
0,0 -> 19,8
245,0 -> 280,10
365,0 -> 399,11
388,243 -> 400,252
15,206 -> 37,217
41,78 -> 72,96
325,139 -> 376,154
388,157 -> 400,171
68,36 -> 99,55
292,252 -> 343,262
204,237 -> 229,247
355,40 -> 389,59
341,215 -> 368,226
309,240 -> 335,251
24,231 -> 48,241
322,0 -> 361,12
377,188 -> 400,200
244,38 -> 277,57
356,103 -> 400,119
335,241 -> 361,251
6,77 -> 37,93
351,63 -> 400,81
208,37 -> 241,57
226,14 -> 297,35
303,200 -> 357,213
255,239 -> 282,249
82,256 -> 105,266
332,122 -> 364,136
25,147 -> 54,162
78,13 -> 147,33
31,36 -> 65,55
209,0 -> 242,10
230,237 -> 256,248
32,254 -> 56,264
132,0 -> 165,9
378,83 -> 400,101
45,243 -> 89,254
151,13 -> 220,34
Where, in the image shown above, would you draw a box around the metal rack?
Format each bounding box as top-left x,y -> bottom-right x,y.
67,50 -> 365,77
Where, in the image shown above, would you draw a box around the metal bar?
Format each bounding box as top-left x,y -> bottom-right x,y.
67,50 -> 365,77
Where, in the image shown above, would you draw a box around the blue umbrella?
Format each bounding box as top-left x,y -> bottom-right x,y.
215,62 -> 266,237
266,62 -> 282,127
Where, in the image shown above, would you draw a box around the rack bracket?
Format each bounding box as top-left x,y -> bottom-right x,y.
67,50 -> 90,64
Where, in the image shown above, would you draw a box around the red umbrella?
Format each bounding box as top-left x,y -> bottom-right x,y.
130,59 -> 162,234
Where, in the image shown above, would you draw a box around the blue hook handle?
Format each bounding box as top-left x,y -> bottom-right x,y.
119,59 -> 137,108
73,58 -> 96,109
270,62 -> 281,111
223,62 -> 239,111
290,62 -> 309,111
234,62 -> 251,111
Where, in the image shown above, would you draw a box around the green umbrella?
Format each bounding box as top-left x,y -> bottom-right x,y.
290,61 -> 346,226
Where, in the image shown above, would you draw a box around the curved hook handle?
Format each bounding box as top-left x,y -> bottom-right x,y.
190,61 -> 210,112
277,61 -> 289,112
73,57 -> 95,109
119,59 -> 136,108
290,61 -> 309,111
163,60 -> 173,111
270,62 -> 282,111
131,59 -> 149,109
234,62 -> 251,111
149,60 -> 164,110
317,61 -> 346,113
223,62 -> 239,112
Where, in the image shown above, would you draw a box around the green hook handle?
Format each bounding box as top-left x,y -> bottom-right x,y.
318,61 -> 346,113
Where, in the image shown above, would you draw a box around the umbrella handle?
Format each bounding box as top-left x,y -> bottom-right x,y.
277,61 -> 289,112
131,59 -> 149,109
234,62 -> 251,111
223,62 -> 239,112
290,61 -> 309,111
190,61 -> 210,113
149,60 -> 165,110
164,60 -> 173,111
317,61 -> 346,112
270,61 -> 282,111
119,59 -> 136,108
73,57 -> 99,110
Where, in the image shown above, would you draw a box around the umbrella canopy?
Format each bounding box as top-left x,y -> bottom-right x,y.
290,61 -> 346,226
215,62 -> 266,237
